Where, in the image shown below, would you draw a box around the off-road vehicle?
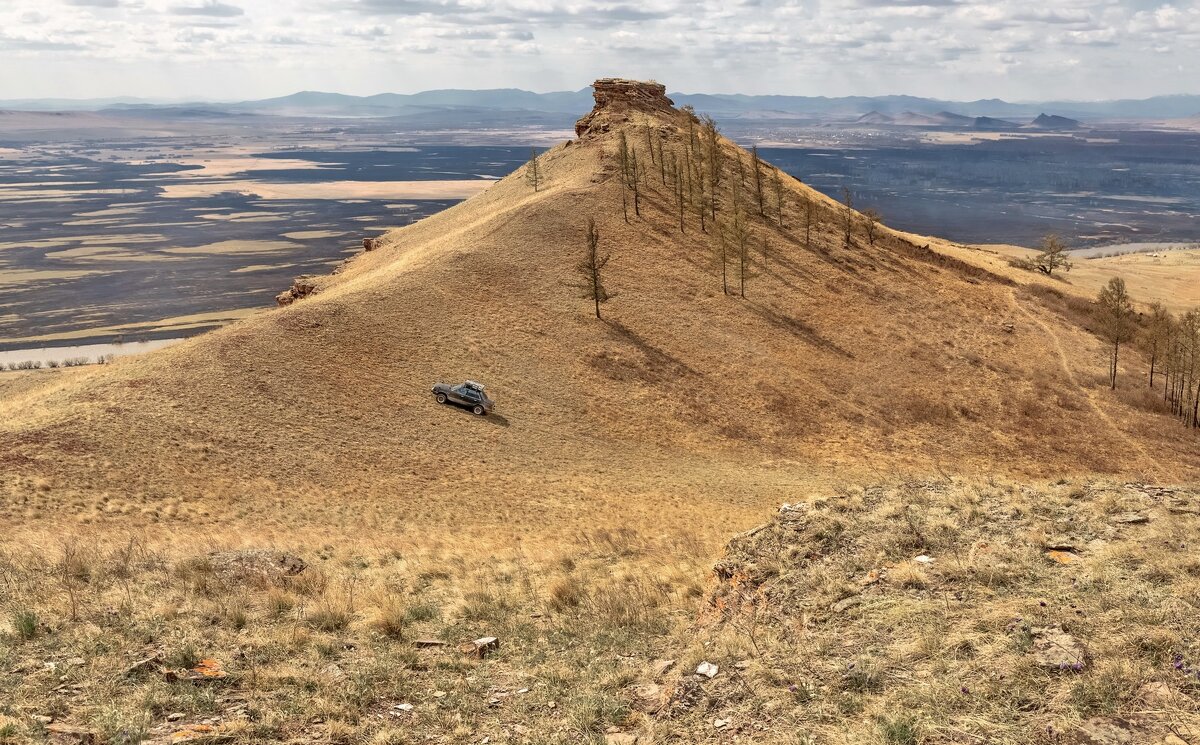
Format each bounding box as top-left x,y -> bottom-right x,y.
431,380 -> 494,416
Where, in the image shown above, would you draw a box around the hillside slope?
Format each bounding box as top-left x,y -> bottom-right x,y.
1,80 -> 1195,548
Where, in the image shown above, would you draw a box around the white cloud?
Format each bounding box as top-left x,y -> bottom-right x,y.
0,0 -> 1192,100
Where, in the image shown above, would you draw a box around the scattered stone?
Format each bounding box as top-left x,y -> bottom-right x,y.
414,639 -> 448,648
167,713 -> 185,722
1073,717 -> 1141,744
1111,512 -> 1149,525
46,723 -> 96,744
66,657 -> 85,666
861,569 -> 883,585
433,691 -> 446,698
913,554 -> 935,564
629,682 -> 663,713
734,660 -> 751,670
1045,549 -> 1080,565
189,658 -> 227,681
696,661 -> 719,679
1001,322 -> 1015,333
32,715 -> 54,725
362,238 -> 378,252
391,703 -> 414,713
1139,681 -> 1187,704
517,688 -> 529,694
122,653 -> 163,678
651,659 -> 676,678
713,718 -> 730,729
461,637 -> 500,659
831,596 -> 863,614
1030,626 -> 1087,670
604,735 -> 638,745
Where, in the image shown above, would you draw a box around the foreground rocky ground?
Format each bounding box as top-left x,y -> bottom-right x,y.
2,479 -> 1197,744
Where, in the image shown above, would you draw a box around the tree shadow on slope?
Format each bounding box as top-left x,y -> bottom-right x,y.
744,300 -> 855,359
602,319 -> 701,381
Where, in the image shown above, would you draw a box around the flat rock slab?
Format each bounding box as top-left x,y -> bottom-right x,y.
1111,512 -> 1149,524
1071,717 -> 1142,744
1031,626 -> 1087,670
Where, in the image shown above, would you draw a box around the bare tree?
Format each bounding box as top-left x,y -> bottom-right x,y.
628,147 -> 642,217
862,208 -> 881,247
803,199 -> 816,249
1096,276 -> 1136,390
841,186 -> 854,247
617,132 -> 630,223
772,168 -> 785,228
751,146 -> 765,217
671,152 -> 685,233
729,180 -> 752,298
1144,301 -> 1173,388
576,218 -> 614,319
645,124 -> 655,166
701,114 -> 722,220
525,147 -> 542,192
1034,234 -> 1072,276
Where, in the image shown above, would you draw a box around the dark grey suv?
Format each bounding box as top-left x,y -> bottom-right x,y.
431,380 -> 494,416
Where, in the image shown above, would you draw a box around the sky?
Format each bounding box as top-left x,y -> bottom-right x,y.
0,0 -> 1197,102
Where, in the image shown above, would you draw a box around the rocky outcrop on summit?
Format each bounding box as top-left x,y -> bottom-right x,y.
574,78 -> 676,137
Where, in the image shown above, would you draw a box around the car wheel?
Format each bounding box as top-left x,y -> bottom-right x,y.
473,405 -> 484,416
435,393 -> 447,404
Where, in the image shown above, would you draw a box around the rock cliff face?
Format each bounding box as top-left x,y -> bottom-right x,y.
574,78 -> 676,137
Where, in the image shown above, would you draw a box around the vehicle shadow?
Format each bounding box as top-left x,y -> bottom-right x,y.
448,404 -> 511,427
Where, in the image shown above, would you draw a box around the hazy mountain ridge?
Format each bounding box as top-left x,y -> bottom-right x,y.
5,87 -> 1200,121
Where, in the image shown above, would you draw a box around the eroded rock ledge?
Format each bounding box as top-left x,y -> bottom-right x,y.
575,78 -> 675,138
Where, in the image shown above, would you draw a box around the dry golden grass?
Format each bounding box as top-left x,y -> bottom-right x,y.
929,242 -> 1200,315
1,81 -> 1198,742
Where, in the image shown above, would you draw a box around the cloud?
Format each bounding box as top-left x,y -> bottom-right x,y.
0,0 -> 1193,101
170,0 -> 244,17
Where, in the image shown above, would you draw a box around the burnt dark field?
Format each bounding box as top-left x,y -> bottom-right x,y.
758,128 -> 1200,246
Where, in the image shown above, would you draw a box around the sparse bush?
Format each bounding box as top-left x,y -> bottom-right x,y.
266,588 -> 296,618
840,659 -> 885,693
403,601 -> 439,623
879,717 -> 919,745
369,597 -> 406,639
11,609 -> 38,640
307,601 -> 352,632
166,643 -> 200,670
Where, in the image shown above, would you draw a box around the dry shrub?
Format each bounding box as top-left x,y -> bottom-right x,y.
1114,383 -> 1171,415
369,596 -> 407,639
548,575 -> 585,612
585,577 -> 667,631
898,394 -> 956,425
307,597 -> 353,632
266,588 -> 296,618
891,563 -> 928,589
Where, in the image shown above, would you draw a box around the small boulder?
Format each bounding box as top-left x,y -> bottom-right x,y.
696,661 -> 719,679
461,637 -> 500,659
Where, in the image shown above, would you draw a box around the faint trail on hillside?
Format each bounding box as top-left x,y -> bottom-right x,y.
1009,288 -> 1176,481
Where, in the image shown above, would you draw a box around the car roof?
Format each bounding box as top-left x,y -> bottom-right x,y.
463,380 -> 485,389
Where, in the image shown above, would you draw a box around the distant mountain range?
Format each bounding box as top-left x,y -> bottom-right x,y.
854,110 -> 1083,130
2,87 -> 1198,124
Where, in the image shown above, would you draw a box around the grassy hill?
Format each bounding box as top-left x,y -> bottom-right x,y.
0,80 -> 1196,744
